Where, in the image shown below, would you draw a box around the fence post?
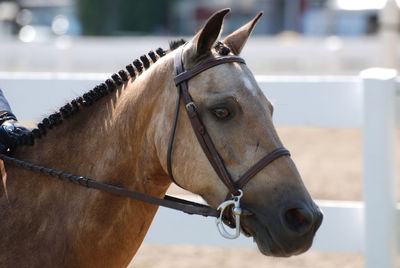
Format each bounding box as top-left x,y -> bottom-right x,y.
361,68 -> 398,268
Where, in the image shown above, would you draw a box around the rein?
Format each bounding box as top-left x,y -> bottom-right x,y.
0,153 -> 219,217
0,44 -> 290,240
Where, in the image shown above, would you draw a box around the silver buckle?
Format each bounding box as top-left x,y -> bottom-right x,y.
185,102 -> 196,111
215,189 -> 243,239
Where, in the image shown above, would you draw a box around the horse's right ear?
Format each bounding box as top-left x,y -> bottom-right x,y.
190,9 -> 230,57
223,12 -> 263,55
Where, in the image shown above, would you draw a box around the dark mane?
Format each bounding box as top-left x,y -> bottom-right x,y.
14,38 -> 231,149
169,39 -> 186,50
14,45 -> 172,148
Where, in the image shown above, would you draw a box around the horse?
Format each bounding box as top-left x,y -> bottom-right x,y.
0,9 -> 322,267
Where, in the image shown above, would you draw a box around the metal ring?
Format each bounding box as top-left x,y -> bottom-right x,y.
215,189 -> 243,239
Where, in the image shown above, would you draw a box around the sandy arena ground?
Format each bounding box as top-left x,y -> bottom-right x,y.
129,127 -> 400,268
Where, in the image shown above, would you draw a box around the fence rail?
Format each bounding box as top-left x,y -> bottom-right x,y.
0,71 -> 398,268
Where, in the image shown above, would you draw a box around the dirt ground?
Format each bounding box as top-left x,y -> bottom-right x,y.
129,127 -> 400,268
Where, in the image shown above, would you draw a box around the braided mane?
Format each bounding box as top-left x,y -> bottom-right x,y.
15,39 -> 231,149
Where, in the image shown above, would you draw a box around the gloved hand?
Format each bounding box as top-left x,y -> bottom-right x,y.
0,112 -> 31,153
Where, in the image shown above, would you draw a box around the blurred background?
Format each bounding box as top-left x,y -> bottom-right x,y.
0,0 -> 398,75
1,1 -> 400,268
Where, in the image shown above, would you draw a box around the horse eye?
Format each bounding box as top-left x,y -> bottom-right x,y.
213,107 -> 230,119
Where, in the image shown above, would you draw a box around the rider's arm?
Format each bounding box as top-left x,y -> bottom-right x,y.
0,89 -> 12,114
0,89 -> 17,124
0,89 -> 31,152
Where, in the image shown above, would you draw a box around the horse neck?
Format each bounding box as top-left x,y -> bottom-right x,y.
17,59 -> 174,191
5,55 -> 175,266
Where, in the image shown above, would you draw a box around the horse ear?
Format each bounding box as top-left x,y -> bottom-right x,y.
192,8 -> 230,57
223,12 -> 263,55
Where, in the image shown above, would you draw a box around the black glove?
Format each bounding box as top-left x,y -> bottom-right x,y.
0,112 -> 31,153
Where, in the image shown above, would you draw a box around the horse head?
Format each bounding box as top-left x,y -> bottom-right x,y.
158,9 -> 323,257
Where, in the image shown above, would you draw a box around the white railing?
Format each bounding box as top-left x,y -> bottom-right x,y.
0,70 -> 398,268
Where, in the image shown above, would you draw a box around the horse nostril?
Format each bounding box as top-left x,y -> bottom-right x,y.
282,206 -> 313,235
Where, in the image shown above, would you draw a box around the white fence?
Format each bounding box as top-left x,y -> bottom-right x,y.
0,70 -> 398,268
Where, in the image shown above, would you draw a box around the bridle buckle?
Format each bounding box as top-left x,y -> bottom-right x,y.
185,101 -> 197,111
215,189 -> 243,239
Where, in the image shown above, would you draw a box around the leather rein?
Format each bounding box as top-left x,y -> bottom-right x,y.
0,45 -> 290,239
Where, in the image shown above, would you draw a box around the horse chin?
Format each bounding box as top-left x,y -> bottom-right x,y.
240,215 -> 312,257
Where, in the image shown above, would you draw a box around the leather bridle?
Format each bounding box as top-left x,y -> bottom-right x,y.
0,44 -> 290,240
168,45 -> 290,198
166,45 -> 290,238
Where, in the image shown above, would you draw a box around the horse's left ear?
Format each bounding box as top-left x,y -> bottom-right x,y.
223,12 -> 263,55
191,8 -> 230,57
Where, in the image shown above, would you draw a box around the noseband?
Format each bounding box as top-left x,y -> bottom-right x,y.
167,45 -> 290,238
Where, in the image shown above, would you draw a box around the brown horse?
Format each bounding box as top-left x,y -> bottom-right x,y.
0,9 -> 322,267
